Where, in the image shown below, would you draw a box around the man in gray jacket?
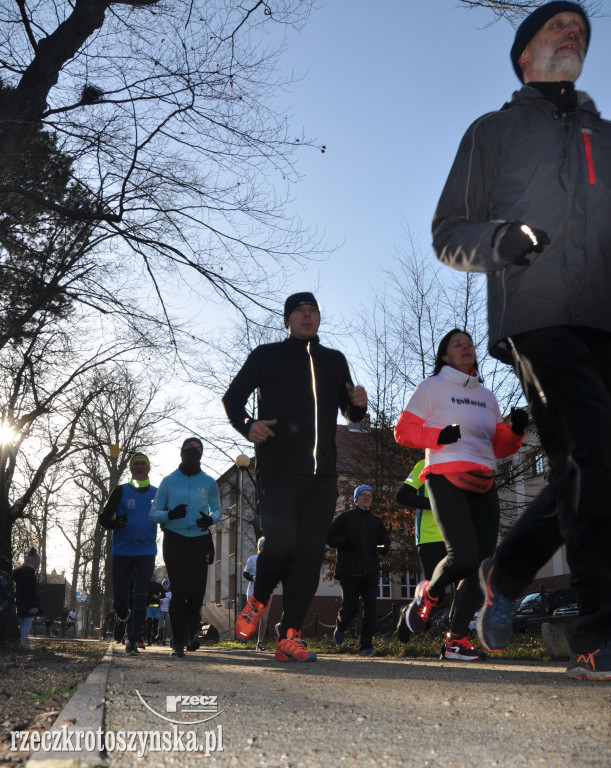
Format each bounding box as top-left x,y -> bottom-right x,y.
432,2 -> 611,681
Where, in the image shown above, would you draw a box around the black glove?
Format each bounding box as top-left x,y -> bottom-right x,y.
243,571 -> 254,582
108,516 -> 128,530
196,511 -> 214,531
168,503 -> 187,520
510,407 -> 529,436
496,221 -> 550,266
437,424 -> 461,445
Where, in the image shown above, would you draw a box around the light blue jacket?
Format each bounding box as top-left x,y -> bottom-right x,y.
149,468 -> 221,537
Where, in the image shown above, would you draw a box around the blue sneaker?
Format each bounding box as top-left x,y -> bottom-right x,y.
566,642 -> 611,681
477,557 -> 515,652
360,647 -> 373,656
334,628 -> 345,645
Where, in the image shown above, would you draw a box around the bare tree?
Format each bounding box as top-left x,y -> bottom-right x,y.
0,0 -> 324,332
458,0 -> 602,26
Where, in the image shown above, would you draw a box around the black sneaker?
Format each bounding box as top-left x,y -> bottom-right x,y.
186,638 -> 200,652
125,641 -> 140,656
396,605 -> 412,643
443,634 -> 484,661
170,646 -> 185,659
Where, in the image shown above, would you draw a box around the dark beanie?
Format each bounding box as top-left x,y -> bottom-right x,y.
181,437 -> 203,455
283,292 -> 319,322
511,1 -> 590,82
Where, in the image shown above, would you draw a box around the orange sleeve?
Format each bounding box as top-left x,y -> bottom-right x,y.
492,421 -> 523,458
394,411 -> 443,450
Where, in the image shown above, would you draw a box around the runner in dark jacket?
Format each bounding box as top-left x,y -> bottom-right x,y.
223,291 -> 368,663
432,2 -> 611,681
328,485 -> 389,655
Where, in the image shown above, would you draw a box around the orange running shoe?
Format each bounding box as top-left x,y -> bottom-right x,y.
275,628 -> 316,662
235,595 -> 269,643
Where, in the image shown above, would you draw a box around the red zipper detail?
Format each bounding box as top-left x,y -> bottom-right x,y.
582,129 -> 596,184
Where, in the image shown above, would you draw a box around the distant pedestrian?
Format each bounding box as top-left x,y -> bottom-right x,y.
158,580 -> 172,646
0,556 -> 15,647
243,538 -> 270,651
328,485 -> 390,656
13,548 -> 42,651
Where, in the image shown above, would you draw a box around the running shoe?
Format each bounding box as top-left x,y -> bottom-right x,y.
113,609 -> 130,643
333,628 -> 345,645
396,604 -> 412,643
565,642 -> 611,681
236,595 -> 269,643
405,580 -> 438,634
170,646 -> 185,659
275,628 -> 316,662
137,641 -> 146,650
443,634 -> 484,661
186,637 -> 200,652
360,647 -> 374,657
477,557 -> 516,652
125,642 -> 140,656
256,642 -> 266,651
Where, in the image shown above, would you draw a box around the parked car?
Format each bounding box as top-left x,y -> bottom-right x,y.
512,589 -> 578,632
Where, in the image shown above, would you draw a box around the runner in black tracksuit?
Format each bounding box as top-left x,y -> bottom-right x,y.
328,484 -> 390,655
223,292 -> 368,662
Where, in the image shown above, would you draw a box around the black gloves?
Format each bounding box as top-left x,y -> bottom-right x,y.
438,424 -> 461,445
243,571 -> 254,582
108,516 -> 128,530
496,222 -> 550,266
510,407 -> 529,436
196,512 -> 214,531
168,503 -> 187,520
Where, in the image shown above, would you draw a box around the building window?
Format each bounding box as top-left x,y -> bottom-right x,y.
400,572 -> 418,600
378,569 -> 392,599
531,453 -> 545,477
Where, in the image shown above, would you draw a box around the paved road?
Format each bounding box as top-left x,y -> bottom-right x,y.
99,645 -> 611,768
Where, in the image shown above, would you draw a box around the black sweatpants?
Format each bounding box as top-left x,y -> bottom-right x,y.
494,327 -> 611,654
162,529 -> 214,648
254,472 -> 337,635
112,554 -> 155,644
426,474 -> 500,637
336,575 -> 378,650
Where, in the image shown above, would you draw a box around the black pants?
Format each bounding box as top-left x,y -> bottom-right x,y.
254,472 -> 337,635
112,554 -> 155,644
494,327 -> 611,654
163,530 -> 214,648
336,575 -> 378,650
426,475 -> 500,637
418,541 -> 447,581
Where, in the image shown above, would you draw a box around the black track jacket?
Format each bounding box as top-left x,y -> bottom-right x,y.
222,335 -> 366,475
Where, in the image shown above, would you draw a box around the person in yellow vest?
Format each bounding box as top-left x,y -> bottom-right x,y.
395,459 -> 446,643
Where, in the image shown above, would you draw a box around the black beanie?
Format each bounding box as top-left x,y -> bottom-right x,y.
510,1 -> 590,83
181,437 -> 203,455
283,292 -> 319,323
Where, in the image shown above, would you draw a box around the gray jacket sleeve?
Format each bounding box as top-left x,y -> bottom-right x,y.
432,112 -> 510,273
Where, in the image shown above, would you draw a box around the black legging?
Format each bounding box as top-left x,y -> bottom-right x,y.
162,529 -> 213,648
254,472 -> 337,635
426,474 -> 500,637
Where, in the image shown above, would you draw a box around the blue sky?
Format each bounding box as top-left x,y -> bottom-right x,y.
275,0 -> 611,313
